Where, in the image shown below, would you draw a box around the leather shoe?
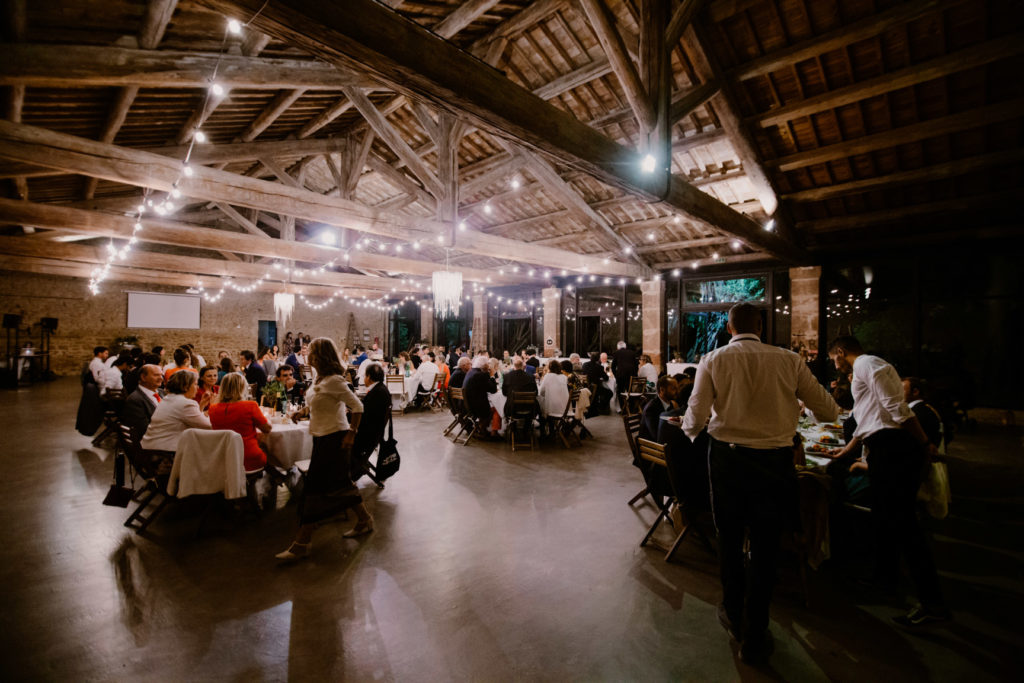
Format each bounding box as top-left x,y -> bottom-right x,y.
739,630 -> 773,666
717,603 -> 741,642
343,518 -> 374,538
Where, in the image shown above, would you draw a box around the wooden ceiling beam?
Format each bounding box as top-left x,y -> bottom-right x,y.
0,121 -> 640,276
191,0 -> 804,262
670,80 -> 719,125
636,235 -> 731,253
577,0 -> 657,133
797,190 -> 1019,233
654,251 -> 772,270
754,33 -> 1024,129
0,198 -> 509,286
733,0 -> 961,82
432,0 -> 502,39
783,149 -> 1024,202
0,43 -> 377,90
772,98 -> 1024,173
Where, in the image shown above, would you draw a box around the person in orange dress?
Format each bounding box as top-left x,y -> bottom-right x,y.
208,373 -> 272,471
164,347 -> 198,382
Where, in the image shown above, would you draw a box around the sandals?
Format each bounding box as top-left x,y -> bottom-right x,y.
275,541 -> 312,561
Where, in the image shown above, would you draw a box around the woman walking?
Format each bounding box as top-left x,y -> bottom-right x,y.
276,337 -> 374,561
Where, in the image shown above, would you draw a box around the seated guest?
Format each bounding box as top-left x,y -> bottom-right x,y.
141,370 -> 211,452
502,356 -> 537,417
151,345 -> 166,367
120,363 -> 163,438
538,359 -> 569,419
208,373 -> 272,471
525,347 -> 540,370
239,349 -> 267,393
164,347 -> 197,382
903,376 -> 944,451
640,376 -> 679,442
102,352 -> 133,396
260,346 -> 277,378
569,353 -> 583,372
356,352 -> 381,384
352,364 -> 390,473
276,365 -> 307,404
411,351 -> 440,407
637,355 -> 659,388
217,356 -> 236,384
561,359 -> 581,392
195,365 -> 219,406
124,352 -> 160,396
449,356 -> 472,389
353,345 -> 368,366
88,346 -> 109,385
463,355 -> 498,434
584,352 -> 611,415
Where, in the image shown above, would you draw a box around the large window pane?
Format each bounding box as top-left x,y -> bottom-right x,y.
682,311 -> 729,362
626,284 -> 642,350
685,276 -> 767,304
667,279 -> 680,361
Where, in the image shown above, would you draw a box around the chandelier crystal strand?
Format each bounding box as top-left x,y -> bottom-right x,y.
274,292 -> 295,330
432,270 -> 463,319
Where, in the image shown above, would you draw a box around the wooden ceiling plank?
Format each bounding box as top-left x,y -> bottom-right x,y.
239,88 -> 307,141
798,190 -> 1020,232
666,0 -> 707,47
432,0 -> 502,39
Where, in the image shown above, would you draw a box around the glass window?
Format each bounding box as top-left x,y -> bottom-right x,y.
685,276 -> 767,304
772,269 -> 790,349
682,311 -> 730,362
579,284 -> 623,355
626,284 -> 642,350
562,290 -> 576,356
666,279 -> 680,361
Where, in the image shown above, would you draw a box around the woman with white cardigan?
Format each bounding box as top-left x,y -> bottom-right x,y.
537,359 -> 570,419
276,337 -> 373,562
140,370 -> 211,452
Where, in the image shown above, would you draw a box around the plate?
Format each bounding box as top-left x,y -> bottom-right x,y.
804,443 -> 833,455
816,436 -> 842,446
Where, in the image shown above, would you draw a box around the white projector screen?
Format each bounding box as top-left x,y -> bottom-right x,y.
127,292 -> 201,329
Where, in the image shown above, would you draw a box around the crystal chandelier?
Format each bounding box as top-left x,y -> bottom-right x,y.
432,270 -> 463,319
274,292 -> 295,330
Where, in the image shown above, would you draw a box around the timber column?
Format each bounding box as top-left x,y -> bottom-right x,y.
471,293 -> 488,353
542,287 -> 562,357
790,266 -> 822,357
640,279 -> 666,371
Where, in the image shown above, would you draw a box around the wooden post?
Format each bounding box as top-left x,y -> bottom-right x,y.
542,287 -> 562,357
640,279 -> 665,371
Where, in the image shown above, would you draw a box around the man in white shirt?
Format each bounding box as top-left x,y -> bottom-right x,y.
101,353 -> 132,395
88,346 -> 109,385
683,303 -> 837,664
411,352 -> 440,407
828,336 -> 948,628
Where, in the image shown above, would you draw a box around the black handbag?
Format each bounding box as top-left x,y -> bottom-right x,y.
374,415 -> 401,482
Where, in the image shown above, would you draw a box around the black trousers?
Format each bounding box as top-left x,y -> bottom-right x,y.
864,429 -> 945,609
708,438 -> 797,640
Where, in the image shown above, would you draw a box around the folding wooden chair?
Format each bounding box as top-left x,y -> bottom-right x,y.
300,364 -> 314,383
385,374 -> 408,414
355,405 -> 390,489
91,388 -> 124,447
637,437 -> 714,563
507,391 -> 538,452
119,424 -> 176,533
623,377 -> 647,415
622,412 -> 650,506
428,373 -> 446,411
549,389 -> 581,448
444,387 -> 465,437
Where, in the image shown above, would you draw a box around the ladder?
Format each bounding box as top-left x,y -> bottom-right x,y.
346,312 -> 358,350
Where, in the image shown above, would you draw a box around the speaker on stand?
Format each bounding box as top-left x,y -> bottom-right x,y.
2,314 -> 23,389
38,318 -> 57,379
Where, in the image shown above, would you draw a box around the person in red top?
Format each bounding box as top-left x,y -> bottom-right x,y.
194,365 -> 219,407
208,373 -> 272,471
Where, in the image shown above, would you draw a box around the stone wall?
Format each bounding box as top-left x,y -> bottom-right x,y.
0,271 -> 387,376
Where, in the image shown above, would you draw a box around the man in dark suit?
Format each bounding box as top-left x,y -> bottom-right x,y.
584,352 -> 611,416
639,376 -> 679,442
353,364 -> 391,473
525,347 -> 540,370
501,356 -> 538,417
449,356 -> 471,389
239,349 -> 267,393
611,341 -> 638,404
463,357 -> 498,434
120,364 -> 163,438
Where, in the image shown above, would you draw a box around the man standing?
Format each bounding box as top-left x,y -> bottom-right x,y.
829,337 -> 948,628
683,304 -> 838,664
239,350 -> 267,393
611,341 -> 636,403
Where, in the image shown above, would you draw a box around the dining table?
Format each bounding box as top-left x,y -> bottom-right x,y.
263,420 -> 314,469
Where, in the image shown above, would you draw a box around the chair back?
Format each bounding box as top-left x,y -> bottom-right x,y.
628,376 -> 647,394
433,373 -> 445,390
448,386 -> 465,416
300,364 -> 313,382
511,391 -> 537,419
248,383 -> 259,400
385,375 -> 405,391
637,437 -> 667,468
622,412 -> 642,458
117,423 -> 166,481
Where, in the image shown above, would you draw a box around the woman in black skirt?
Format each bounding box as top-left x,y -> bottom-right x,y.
276,337 -> 373,561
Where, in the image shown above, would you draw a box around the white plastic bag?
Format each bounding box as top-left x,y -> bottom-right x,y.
917,461 -> 951,519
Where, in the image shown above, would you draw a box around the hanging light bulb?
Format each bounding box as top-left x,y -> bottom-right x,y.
227,18 -> 243,35
210,83 -> 225,97
194,130 -> 207,143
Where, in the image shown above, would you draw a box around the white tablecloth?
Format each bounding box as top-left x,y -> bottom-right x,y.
264,422 -> 313,469
666,362 -> 698,376
168,428 -> 246,499
603,375 -> 619,413
489,391 -> 506,417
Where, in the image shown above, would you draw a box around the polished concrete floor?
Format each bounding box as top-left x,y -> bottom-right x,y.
0,378 -> 1021,681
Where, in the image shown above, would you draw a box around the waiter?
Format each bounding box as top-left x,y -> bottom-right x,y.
682,303 -> 838,664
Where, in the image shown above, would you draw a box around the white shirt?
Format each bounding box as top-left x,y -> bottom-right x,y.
850,354 -> 913,440
307,374 -> 364,437
88,356 -> 107,384
638,363 -> 659,387
356,358 -> 379,383
538,372 -> 569,417
141,393 -> 211,451
413,360 -> 440,391
101,365 -> 123,394
683,334 -> 838,449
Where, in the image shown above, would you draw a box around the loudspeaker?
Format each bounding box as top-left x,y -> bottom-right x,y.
2,314 -> 22,329
40,317 -> 58,331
